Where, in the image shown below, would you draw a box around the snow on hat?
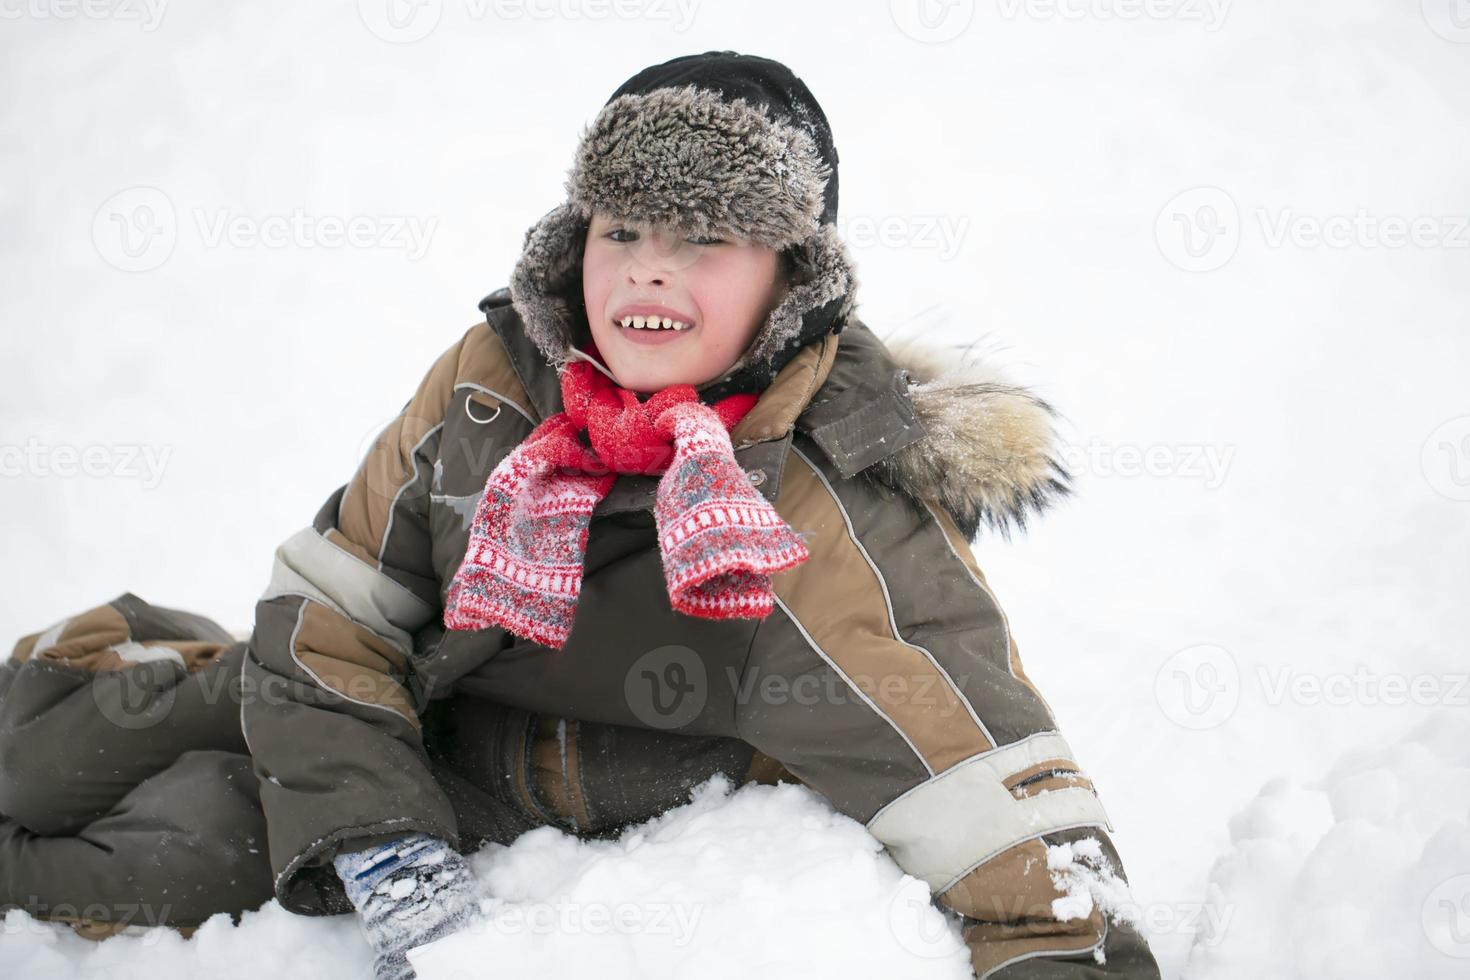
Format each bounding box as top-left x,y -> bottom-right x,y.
509,50 -> 859,400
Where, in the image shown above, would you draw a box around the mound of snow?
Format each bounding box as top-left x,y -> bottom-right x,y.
411,775 -> 972,979
1,776 -> 974,980
1184,710 -> 1470,979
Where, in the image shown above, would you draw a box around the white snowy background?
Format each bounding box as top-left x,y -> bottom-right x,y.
2,2 -> 1468,978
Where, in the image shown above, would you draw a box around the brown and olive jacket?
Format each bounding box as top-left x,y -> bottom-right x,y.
241,288 -> 1160,978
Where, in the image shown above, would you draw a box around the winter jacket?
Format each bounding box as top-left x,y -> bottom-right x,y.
240,287 -> 1161,978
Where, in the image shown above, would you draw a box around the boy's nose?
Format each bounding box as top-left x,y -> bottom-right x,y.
626,229 -> 700,278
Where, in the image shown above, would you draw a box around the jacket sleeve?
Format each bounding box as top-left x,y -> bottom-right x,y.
735,435 -> 1161,978
241,325 -> 507,916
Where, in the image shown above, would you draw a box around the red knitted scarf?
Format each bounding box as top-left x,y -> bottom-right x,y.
442,344 -> 810,649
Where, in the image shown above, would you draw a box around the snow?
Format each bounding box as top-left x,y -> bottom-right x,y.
1184,710 -> 1470,980
3,3 -> 1468,978
410,777 -> 974,979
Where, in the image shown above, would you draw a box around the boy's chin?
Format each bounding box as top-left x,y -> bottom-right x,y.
612,364 -> 694,396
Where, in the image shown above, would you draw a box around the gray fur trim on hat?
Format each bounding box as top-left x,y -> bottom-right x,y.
509,202 -> 586,373
567,84 -> 830,249
741,223 -> 857,372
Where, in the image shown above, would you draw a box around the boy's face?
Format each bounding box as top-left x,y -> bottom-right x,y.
582,211 -> 787,395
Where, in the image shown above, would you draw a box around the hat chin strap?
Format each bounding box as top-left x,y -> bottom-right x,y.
565,346 -> 620,385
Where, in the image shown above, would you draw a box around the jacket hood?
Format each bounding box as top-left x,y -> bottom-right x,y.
869,337 -> 1073,540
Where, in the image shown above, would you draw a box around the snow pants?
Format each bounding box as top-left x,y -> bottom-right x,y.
0,593 -> 781,938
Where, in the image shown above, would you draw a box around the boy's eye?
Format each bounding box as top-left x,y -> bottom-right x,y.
605,228 -> 724,246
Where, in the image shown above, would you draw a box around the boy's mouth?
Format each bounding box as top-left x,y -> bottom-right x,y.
611,310 -> 697,345
615,313 -> 694,331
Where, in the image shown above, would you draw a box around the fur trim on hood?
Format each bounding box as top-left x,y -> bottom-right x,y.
875,338 -> 1073,539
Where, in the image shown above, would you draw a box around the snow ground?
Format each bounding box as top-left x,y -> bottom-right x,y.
2,2 -> 1467,977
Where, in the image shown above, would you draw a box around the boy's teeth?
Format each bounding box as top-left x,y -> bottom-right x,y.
620,315 -> 690,331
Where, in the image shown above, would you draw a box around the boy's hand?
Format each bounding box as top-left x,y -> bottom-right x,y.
333,832 -> 480,980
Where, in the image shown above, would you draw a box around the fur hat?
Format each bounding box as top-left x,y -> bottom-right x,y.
508,50 -> 859,401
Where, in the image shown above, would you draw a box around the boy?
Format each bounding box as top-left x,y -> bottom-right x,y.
2,50 -> 1160,980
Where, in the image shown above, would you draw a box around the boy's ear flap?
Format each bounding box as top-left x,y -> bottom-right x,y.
779,246 -> 799,285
